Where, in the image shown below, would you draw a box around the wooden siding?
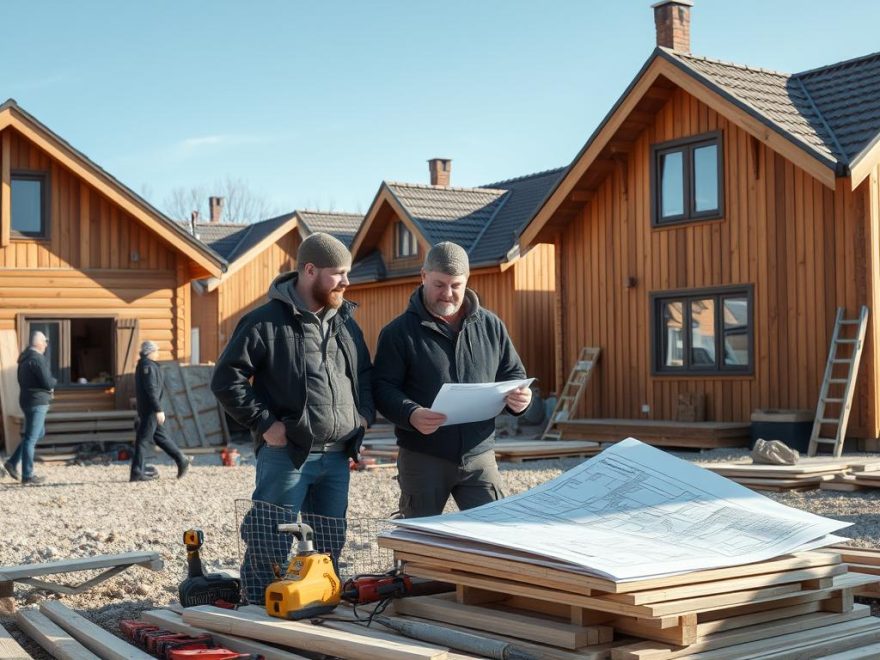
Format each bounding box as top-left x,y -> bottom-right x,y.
513,244 -> 557,395
555,87 -> 878,438
196,230 -> 299,362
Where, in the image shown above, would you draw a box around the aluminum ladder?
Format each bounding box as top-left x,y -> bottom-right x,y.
807,306 -> 869,457
541,347 -> 601,441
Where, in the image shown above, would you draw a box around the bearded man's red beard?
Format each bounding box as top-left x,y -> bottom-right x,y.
312,280 -> 346,309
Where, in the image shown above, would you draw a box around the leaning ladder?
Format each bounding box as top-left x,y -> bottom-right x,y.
541,347 -> 601,441
807,306 -> 869,457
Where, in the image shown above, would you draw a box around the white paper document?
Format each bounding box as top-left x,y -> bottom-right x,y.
390,438 -> 850,581
429,378 -> 534,426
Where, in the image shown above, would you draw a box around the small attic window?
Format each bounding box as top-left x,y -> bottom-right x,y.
395,222 -> 417,258
11,172 -> 48,238
651,131 -> 723,226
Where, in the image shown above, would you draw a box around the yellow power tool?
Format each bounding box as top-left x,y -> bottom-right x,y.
265,523 -> 341,620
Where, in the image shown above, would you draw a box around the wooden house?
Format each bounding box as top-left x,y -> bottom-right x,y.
346,159 -> 562,396
519,1 -> 880,445
187,209 -> 362,363
0,99 -> 226,449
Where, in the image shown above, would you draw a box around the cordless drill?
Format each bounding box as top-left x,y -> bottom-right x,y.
178,529 -> 242,608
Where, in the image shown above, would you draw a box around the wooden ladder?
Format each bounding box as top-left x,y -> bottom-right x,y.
807,306 -> 869,457
541,347 -> 601,441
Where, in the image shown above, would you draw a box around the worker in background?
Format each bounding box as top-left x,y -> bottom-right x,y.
373,241 -> 532,518
2,331 -> 56,485
130,340 -> 191,482
211,232 -> 374,604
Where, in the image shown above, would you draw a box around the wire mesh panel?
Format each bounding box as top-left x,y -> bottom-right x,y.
234,499 -> 396,604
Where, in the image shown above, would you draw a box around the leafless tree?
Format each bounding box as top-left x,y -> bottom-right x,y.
163,177 -> 280,224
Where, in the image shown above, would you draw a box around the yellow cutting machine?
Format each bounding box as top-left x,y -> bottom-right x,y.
265,523 -> 341,620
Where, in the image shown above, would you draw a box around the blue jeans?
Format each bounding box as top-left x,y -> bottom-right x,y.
240,448 -> 350,604
8,404 -> 49,481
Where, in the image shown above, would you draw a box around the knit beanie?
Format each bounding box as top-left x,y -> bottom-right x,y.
423,241 -> 469,276
139,340 -> 159,357
297,232 -> 352,272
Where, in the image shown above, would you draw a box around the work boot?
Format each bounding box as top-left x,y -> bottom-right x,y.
177,456 -> 192,480
130,472 -> 159,482
21,475 -> 46,485
3,461 -> 19,481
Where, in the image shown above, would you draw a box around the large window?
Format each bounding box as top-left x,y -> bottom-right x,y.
652,286 -> 752,375
395,222 -> 417,258
652,132 -> 723,226
22,317 -> 115,385
11,172 -> 48,237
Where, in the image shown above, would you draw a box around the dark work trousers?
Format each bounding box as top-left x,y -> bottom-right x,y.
131,414 -> 186,479
396,446 -> 505,518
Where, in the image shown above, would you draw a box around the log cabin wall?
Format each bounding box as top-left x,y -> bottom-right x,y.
557,87 -> 877,437
0,128 -> 185,358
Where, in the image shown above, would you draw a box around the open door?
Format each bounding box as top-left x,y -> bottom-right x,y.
114,319 -> 139,410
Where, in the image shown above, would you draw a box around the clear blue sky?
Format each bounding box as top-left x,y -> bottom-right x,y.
2,1 -> 879,219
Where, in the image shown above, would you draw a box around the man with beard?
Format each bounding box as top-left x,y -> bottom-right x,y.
373,241 -> 532,518
211,232 -> 374,603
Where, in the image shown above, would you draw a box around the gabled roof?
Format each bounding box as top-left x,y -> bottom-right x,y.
189,212 -> 296,263
521,47 -> 880,247
349,168 -> 565,284
0,99 -> 226,278
294,210 -> 363,248
666,48 -> 880,174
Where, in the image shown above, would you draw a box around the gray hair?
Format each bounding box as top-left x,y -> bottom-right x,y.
30,331 -> 48,347
423,241 -> 469,276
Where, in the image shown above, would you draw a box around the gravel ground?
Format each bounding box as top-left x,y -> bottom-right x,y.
2,439 -> 880,658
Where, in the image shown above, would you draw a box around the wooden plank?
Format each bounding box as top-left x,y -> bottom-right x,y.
392,593 -> 612,649
0,551 -> 162,581
0,621 -> 30,660
0,329 -> 22,454
610,603 -> 872,660
39,601 -> 151,660
601,564 -> 846,605
140,609 -> 310,660
381,534 -> 842,595
14,610 -> 98,660
180,364 -> 208,447
181,605 -> 448,660
1,130 -> 10,249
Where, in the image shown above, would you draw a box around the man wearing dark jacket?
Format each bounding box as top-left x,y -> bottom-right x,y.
373,242 -> 532,518
131,340 -> 190,482
3,331 -> 56,485
211,232 -> 374,604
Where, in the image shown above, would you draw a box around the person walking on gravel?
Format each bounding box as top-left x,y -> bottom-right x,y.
2,331 -> 55,485
130,340 -> 191,482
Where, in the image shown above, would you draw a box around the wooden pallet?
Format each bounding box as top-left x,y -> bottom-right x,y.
379,531 -> 880,658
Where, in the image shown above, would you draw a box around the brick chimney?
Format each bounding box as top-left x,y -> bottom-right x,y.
428,158 -> 452,187
208,196 -> 224,224
652,0 -> 692,53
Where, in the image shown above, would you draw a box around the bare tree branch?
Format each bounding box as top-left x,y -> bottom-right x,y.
162,178 -> 280,224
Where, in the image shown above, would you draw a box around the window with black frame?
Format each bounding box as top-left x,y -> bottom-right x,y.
653,287 -> 752,374
11,172 -> 48,237
652,132 -> 723,226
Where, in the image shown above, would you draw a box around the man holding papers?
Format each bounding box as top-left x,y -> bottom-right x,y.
373,241 -> 532,518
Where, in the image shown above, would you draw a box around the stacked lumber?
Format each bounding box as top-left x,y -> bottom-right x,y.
828,544 -> 880,597
12,410 -> 139,453
362,436 -> 603,463
701,456 -> 880,492
821,467 -> 880,491
379,533 -> 880,658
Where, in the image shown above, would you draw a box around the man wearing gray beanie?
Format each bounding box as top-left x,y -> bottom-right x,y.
212,231 -> 374,604
130,340 -> 190,482
373,241 -> 532,518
